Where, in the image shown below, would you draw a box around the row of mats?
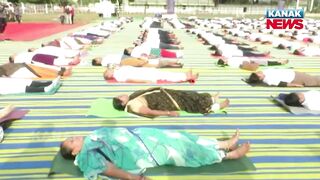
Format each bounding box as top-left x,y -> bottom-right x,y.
0,18 -> 320,179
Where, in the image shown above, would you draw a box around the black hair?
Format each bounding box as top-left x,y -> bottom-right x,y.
112,97 -> 125,111
92,59 -> 101,66
209,46 -> 217,51
27,48 -> 32,52
8,56 -> 14,63
217,59 -> 227,66
60,142 -> 75,160
284,93 -> 302,107
278,44 -> 286,49
248,73 -> 261,83
123,48 -> 131,56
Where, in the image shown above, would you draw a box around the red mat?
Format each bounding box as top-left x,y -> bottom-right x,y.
0,22 -> 83,41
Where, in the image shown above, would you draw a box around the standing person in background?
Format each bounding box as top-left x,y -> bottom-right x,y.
70,5 -> 75,24
64,5 -> 72,24
13,3 -> 22,23
0,3 -> 7,33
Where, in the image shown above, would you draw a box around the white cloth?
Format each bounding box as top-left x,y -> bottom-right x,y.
226,57 -> 250,68
302,90 -> 320,111
299,47 -> 320,56
53,56 -> 71,66
101,54 -> 124,66
113,66 -> 187,83
10,67 -> 38,79
14,52 -> 35,63
60,37 -> 83,50
131,45 -> 151,58
34,46 -> 79,58
263,69 -> 295,86
0,78 -> 32,94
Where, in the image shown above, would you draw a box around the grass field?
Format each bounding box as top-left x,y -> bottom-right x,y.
21,12 -> 101,23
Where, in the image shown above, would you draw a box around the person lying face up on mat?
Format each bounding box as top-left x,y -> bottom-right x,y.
103,66 -> 198,84
9,51 -> 81,66
0,62 -> 71,79
284,90 -> 320,111
92,54 -> 183,68
217,57 -> 288,71
60,127 -> 250,180
112,87 -> 229,118
0,76 -> 60,95
248,68 -> 320,87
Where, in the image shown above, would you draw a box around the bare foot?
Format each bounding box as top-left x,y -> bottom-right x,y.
186,70 -> 193,79
264,51 -> 271,56
220,99 -> 230,109
225,142 -> 250,159
280,59 -> 289,65
219,129 -> 240,150
63,68 -> 72,76
192,73 -> 199,80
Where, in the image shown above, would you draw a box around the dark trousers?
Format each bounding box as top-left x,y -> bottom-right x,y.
0,17 -> 7,33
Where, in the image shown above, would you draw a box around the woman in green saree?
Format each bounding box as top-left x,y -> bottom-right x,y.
60,127 -> 250,180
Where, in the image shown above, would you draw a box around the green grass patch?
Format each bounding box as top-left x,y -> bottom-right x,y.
21,12 -> 101,23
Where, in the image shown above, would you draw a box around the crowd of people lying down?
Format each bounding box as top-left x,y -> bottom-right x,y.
2,15 -> 320,180
187,16 -> 320,112
0,17 -> 133,95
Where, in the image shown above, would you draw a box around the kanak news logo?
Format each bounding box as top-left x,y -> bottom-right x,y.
266,9 -> 304,29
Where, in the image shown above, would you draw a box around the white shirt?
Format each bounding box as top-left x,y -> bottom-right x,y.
227,57 -> 250,68
299,47 -> 320,56
0,78 -> 32,94
113,66 -> 159,83
14,52 -> 35,63
101,54 -> 124,66
302,90 -> 320,111
131,45 -> 151,58
60,37 -> 83,50
34,46 -> 79,58
263,69 -> 295,86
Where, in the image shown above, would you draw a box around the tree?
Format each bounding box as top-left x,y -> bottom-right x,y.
8,0 -> 20,4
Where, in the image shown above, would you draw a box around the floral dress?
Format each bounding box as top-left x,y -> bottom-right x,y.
75,128 -> 225,180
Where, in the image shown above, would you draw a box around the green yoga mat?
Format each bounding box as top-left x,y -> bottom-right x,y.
86,98 -> 227,118
48,151 -> 255,178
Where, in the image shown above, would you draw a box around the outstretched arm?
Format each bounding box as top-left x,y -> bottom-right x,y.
286,83 -> 304,87
278,81 -> 304,87
103,162 -> 149,180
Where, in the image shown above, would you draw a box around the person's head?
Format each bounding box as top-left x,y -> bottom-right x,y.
278,44 -> 286,49
103,69 -> 114,80
112,95 -> 129,111
8,54 -> 15,63
248,71 -> 264,83
284,93 -> 304,107
92,57 -> 102,66
123,47 -> 133,56
133,40 -> 142,46
217,59 -> 227,66
60,136 -> 84,160
27,48 -> 36,52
